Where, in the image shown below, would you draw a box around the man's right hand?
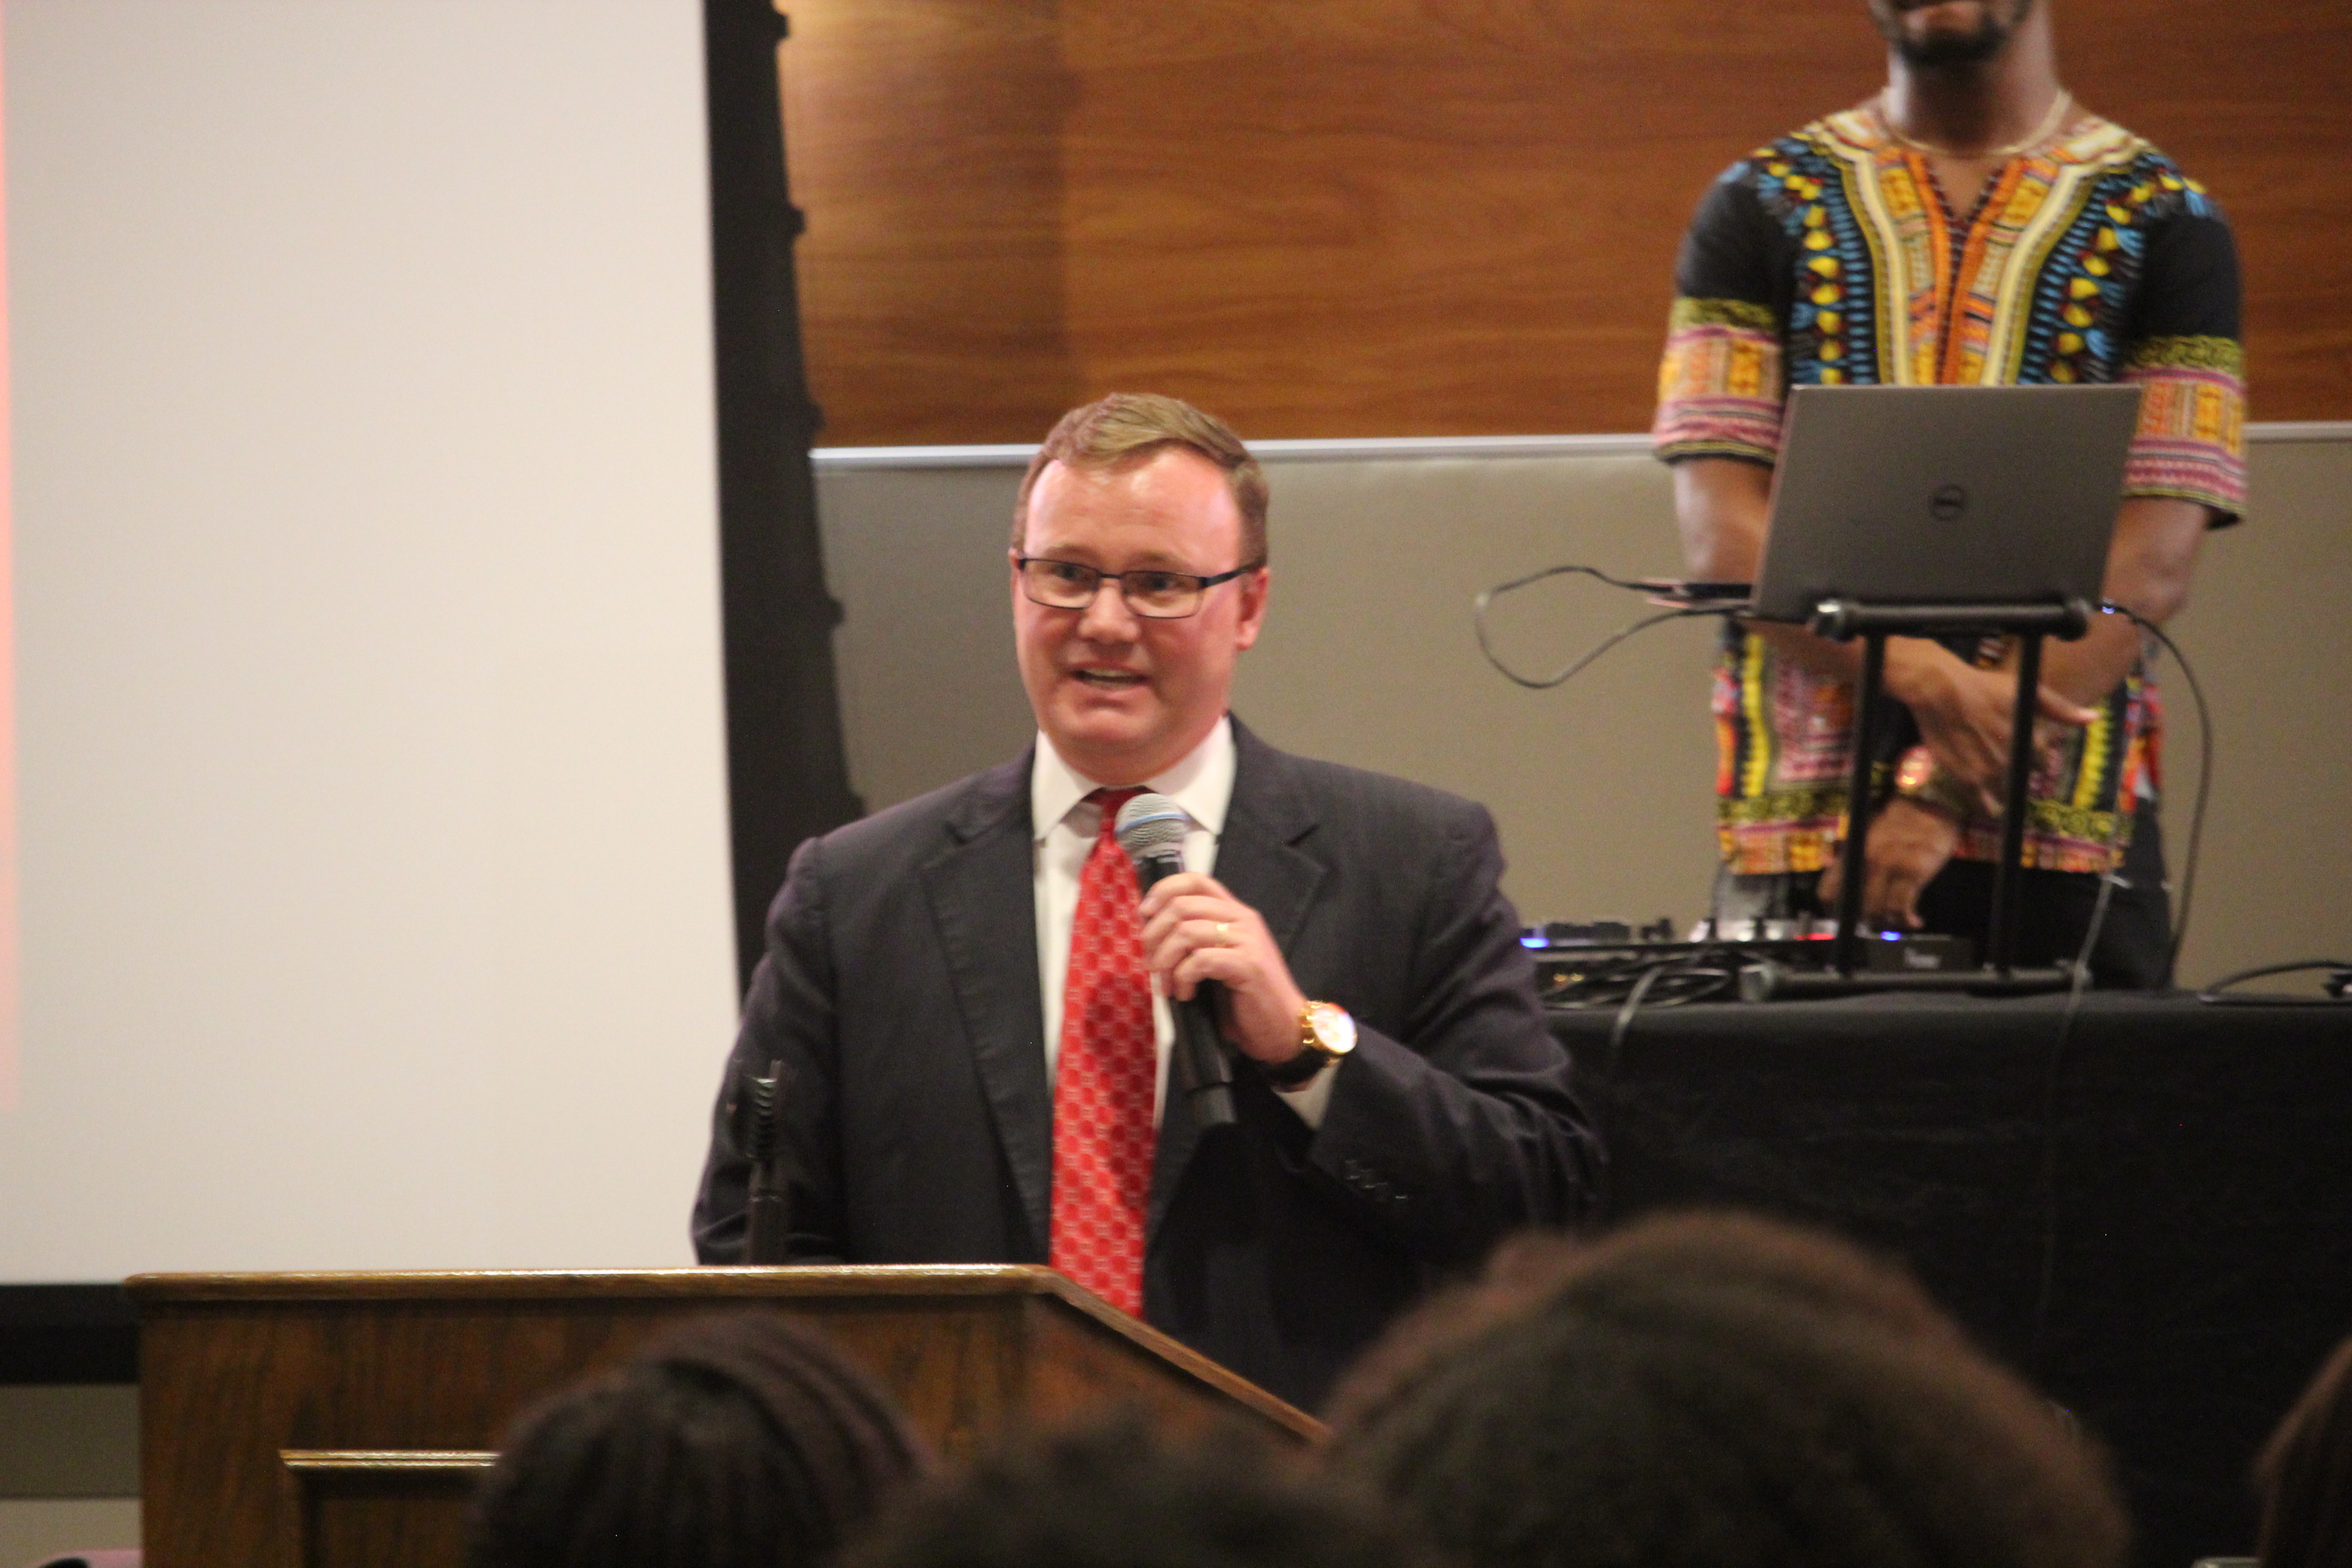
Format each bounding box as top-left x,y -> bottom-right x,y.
1884,642 -> 2096,808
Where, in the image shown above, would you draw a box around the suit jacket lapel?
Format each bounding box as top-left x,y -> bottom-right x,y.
1147,719 -> 1328,1242
1211,720 -> 1327,952
922,750 -> 1054,1257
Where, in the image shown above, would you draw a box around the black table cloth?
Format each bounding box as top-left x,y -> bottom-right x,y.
1551,993 -> 2352,1568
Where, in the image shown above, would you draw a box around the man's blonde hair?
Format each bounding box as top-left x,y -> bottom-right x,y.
1010,393 -> 1269,565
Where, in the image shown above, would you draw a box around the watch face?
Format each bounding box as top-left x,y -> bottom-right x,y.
1308,1004 -> 1357,1057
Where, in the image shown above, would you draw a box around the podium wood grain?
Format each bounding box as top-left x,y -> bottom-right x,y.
129,1266 -> 1321,1568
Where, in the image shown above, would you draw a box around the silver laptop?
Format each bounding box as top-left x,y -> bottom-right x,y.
1747,384 -> 2143,624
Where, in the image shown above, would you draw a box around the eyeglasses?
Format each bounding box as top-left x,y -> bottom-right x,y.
1015,557 -> 1262,620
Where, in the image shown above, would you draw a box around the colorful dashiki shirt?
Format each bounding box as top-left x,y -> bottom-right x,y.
1653,104 -> 2247,877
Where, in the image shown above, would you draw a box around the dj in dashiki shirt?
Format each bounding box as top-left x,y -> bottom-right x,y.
1653,101 -> 2246,883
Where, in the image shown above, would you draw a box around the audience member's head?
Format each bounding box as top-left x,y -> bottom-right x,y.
846,1419 -> 1430,1568
468,1312 -> 928,1568
2258,1332 -> 2352,1568
1327,1211 -> 2128,1568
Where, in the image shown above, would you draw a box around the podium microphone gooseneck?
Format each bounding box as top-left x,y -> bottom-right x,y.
1114,793 -> 1237,1130
728,1057 -> 792,1263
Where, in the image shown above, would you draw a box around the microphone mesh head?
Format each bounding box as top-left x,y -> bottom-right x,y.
1114,792 -> 1191,862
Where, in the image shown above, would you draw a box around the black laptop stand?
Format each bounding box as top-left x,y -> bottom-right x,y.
1740,595 -> 2094,1001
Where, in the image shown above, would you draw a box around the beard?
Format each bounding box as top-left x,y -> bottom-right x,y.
1872,0 -> 2035,67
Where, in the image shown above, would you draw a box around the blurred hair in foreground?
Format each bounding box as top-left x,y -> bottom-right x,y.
1328,1210 -> 2129,1568
848,1416 -> 1431,1568
468,1312 -> 927,1568
2259,1331 -> 2352,1568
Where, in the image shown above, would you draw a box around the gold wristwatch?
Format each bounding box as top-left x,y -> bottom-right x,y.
1261,1000 -> 1357,1089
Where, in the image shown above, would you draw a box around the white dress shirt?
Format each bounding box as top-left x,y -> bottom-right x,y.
1031,716 -> 1334,1128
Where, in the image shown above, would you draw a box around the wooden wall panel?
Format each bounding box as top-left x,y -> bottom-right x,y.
781,0 -> 2351,445
2057,4 -> 2352,423
781,2 -> 1088,445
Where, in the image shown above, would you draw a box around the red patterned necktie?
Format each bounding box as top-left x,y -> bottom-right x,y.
1049,785 -> 1156,1315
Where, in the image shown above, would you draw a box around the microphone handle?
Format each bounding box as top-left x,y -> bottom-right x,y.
1136,851 -> 1238,1129
1174,988 -> 1238,1128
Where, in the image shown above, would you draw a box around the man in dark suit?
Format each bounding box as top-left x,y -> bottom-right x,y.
694,393 -> 1597,1410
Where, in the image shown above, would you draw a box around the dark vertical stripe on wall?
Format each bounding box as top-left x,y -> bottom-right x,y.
703,0 -> 862,994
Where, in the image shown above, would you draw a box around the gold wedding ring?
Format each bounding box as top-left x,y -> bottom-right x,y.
1214,920 -> 1235,946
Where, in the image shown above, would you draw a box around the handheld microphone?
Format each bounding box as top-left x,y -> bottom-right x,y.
1114,793 -> 1237,1129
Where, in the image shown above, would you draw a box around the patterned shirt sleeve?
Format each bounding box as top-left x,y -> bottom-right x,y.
2118,185 -> 2247,522
1653,167 -> 1794,467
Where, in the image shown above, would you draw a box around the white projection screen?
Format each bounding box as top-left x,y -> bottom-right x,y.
1,0 -> 740,1282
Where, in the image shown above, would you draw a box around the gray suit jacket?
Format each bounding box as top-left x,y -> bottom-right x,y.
693,720 -> 1598,1409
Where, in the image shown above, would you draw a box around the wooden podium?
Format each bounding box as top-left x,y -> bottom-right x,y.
128,1265 -> 1322,1568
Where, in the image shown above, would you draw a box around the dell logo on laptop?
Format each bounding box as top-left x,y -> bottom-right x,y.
1930,484 -> 1970,522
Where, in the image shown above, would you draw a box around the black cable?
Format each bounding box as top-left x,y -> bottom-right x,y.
1588,962 -> 1667,1223
1576,953 -> 1736,1220
2197,959 -> 2352,1005
1474,565 -> 1729,691
1477,561 -> 1662,601
2026,769 -> 2129,1375
2026,603 -> 2210,1374
1538,950 -> 1737,1011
